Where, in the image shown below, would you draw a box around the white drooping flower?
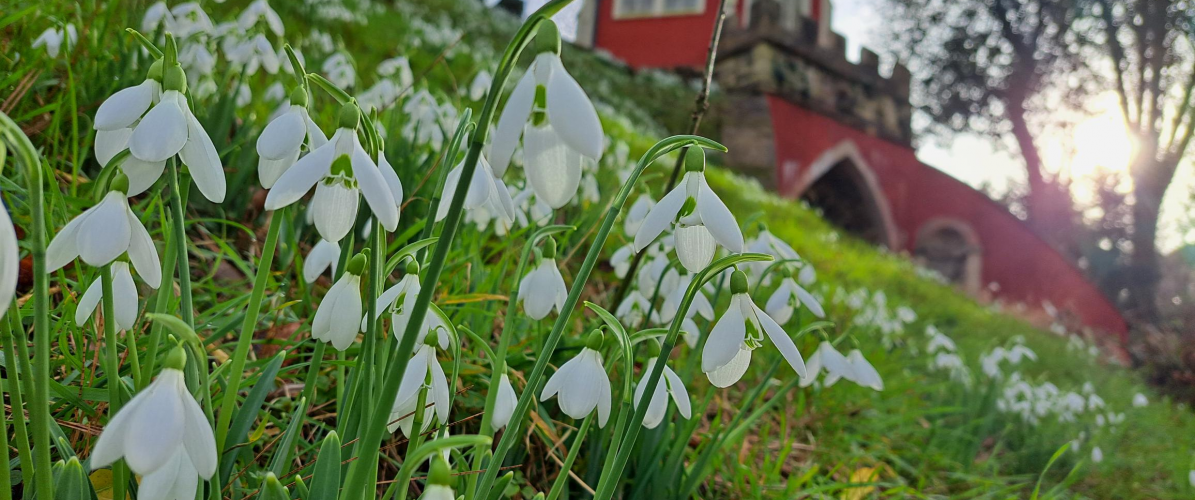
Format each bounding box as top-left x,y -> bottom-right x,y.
844,349 -> 883,391
703,270 -> 806,388
256,94 -> 328,188
0,201 -> 17,320
491,22 -> 604,208
32,25 -> 77,58
1091,446 -> 1103,463
47,188 -> 161,280
263,107 -> 399,242
169,2 -> 214,38
434,154 -> 515,224
660,274 -> 714,346
311,258 -> 364,351
623,194 -> 655,237
227,34 -> 281,76
238,0 -> 285,36
489,372 -> 518,432
128,68 -> 226,203
469,70 -> 492,101
744,228 -> 799,283
634,358 -> 691,429
610,243 -> 634,279
422,456 -> 456,500
615,289 -> 658,327
388,343 -> 451,437
143,2 -> 176,34
541,334 -> 612,427
634,148 -> 743,273
377,56 -> 414,89
93,68 -> 166,196
367,269 -> 451,350
517,248 -> 567,320
1132,393 -> 1148,408
322,53 -> 356,89
799,341 -> 853,388
90,349 -> 216,488
765,273 -> 825,324
302,239 -> 340,284
75,262 -> 147,331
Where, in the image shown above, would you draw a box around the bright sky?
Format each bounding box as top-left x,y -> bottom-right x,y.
524,0 -> 1195,251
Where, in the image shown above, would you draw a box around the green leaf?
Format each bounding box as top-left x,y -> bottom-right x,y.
308,432 -> 341,500
269,397 -> 309,477
384,237 -> 439,276
257,473 -> 290,500
219,350 -> 287,483
53,457 -> 90,500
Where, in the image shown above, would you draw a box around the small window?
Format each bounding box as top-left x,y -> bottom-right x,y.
614,0 -> 705,18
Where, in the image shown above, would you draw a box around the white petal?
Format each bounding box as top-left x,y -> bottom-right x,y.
329,277 -> 362,351
130,92 -> 188,162
95,81 -> 155,131
75,279 -> 103,327
352,147 -> 399,231
177,380 -> 218,478
491,374 -> 517,431
46,210 -> 89,272
378,154 -> 404,209
765,281 -> 794,325
311,182 -> 359,243
124,371 -> 186,474
702,296 -> 747,373
180,104 -> 226,203
541,353 -> 579,402
545,55 -> 604,160
395,347 -> 430,410
490,68 -> 537,176
675,224 -> 716,273
754,303 -> 807,378
257,108 -> 306,160
429,353 -> 451,424
303,239 -> 340,284
793,284 -> 825,318
305,113 -> 328,149
264,134 -> 337,210
126,209 -> 161,289
95,128 -> 133,166
664,366 -> 691,419
847,350 -> 883,391
706,346 -> 751,388
77,194 -> 131,267
523,122 -> 582,209
697,177 -> 743,253
258,152 -> 300,190
434,164 -> 463,222
89,376 -> 151,469
137,451 -> 184,500
113,263 -> 139,330
634,183 -> 687,252
120,156 -> 167,197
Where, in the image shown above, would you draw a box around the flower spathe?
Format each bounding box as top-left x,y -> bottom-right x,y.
263,122 -> 399,242
76,262 -> 147,331
129,86 -> 226,203
490,23 -> 603,207
90,361 -> 217,483
388,343 -> 451,437
47,190 -> 162,281
257,100 -> 327,189
634,358 -> 691,429
0,201 -> 17,320
703,271 -> 806,388
490,373 -> 518,432
634,150 -> 743,273
517,257 -> 567,320
541,346 -> 612,427
311,266 -> 363,351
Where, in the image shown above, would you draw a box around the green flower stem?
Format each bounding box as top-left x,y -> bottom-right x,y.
0,111 -> 52,499
545,415 -> 594,500
367,219 -> 385,397
166,159 -> 194,327
140,225 -> 179,388
338,2 -> 574,496
592,252 -> 772,500
300,342 -> 326,408
1,315 -> 33,494
215,207 -> 286,451
475,136 -> 727,496
101,265 -> 129,500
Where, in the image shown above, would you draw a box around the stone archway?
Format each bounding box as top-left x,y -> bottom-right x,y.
794,141 -> 898,248
913,218 -> 983,294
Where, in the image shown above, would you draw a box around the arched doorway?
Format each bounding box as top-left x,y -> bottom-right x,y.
913,218 -> 982,293
794,141 -> 897,248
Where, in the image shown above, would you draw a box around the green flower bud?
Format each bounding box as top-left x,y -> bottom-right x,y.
338,102 -> 360,130
164,344 -> 187,371
110,173 -> 130,195
535,20 -> 561,55
148,59 -> 165,82
542,237 -> 557,259
730,270 -> 749,295
683,147 -> 706,173
404,258 -> 420,275
585,329 -> 604,351
163,64 -> 187,93
289,87 -> 309,107
429,455 -> 454,487
646,341 -> 662,358
346,254 -> 368,275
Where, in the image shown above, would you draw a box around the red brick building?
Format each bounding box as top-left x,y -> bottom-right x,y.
576,0 -> 1129,338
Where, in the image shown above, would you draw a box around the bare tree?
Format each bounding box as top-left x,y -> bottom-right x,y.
880,0 -> 1095,251
1093,0 -> 1195,322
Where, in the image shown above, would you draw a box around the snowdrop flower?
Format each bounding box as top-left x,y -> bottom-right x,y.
634,357 -> 691,429
75,262 -> 151,331
178,43 -> 216,85
311,255 -> 365,351
1132,393 -> 1148,407
765,269 -> 825,324
302,239 -> 340,284
469,70 -> 492,101
542,331 -> 612,427
377,56 -> 414,88
623,194 -> 654,237
800,341 -> 853,388
47,179 -> 161,278
634,148 -> 743,273
489,372 -> 518,432
257,89 -> 328,188
90,347 -> 217,486
434,154 -> 515,224
93,63 -> 165,193
0,201 -> 17,320
1188,469 -> 1194,487
610,243 -> 634,279
491,21 -> 603,207
517,239 -> 567,320
745,228 -> 798,282
238,0 -> 285,36
388,342 -> 451,437
322,53 -> 356,89
368,264 -> 450,349
798,264 -> 816,286
170,3 -> 214,38
1090,446 -> 1103,463
703,271 -> 805,388
32,25 -> 77,58
660,275 -> 714,343
264,104 -> 399,242
228,34 -> 280,75
143,2 -> 176,34
844,349 -> 883,390
615,289 -> 657,327
896,306 -> 917,323
128,63 -> 226,203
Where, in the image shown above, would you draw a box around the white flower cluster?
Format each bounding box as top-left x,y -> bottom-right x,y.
835,288 -> 917,349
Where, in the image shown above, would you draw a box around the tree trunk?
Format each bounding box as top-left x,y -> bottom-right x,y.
1007,97 -> 1078,256
1126,157 -> 1173,323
